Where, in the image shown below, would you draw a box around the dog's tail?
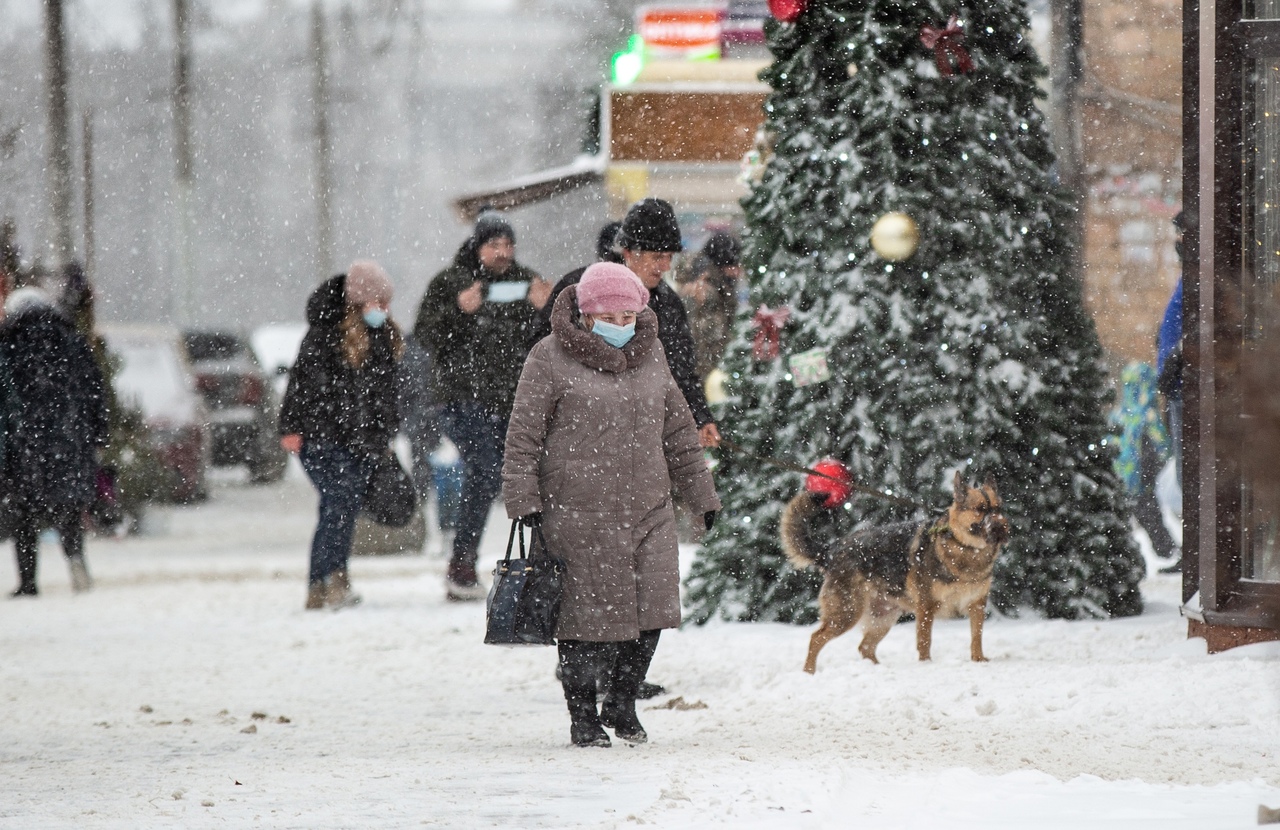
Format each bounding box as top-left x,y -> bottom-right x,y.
780,491 -> 830,571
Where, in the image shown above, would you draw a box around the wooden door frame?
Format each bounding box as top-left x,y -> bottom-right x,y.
1184,0 -> 1280,631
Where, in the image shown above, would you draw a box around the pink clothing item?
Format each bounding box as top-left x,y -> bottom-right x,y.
575,262 -> 650,315
345,260 -> 393,306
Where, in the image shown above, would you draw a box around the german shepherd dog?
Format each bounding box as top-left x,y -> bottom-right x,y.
781,472 -> 1010,672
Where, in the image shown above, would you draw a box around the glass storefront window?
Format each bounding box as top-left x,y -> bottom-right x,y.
1250,0 -> 1280,19
1241,58 -> 1280,582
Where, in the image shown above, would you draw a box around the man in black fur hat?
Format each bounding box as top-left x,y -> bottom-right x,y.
538,199 -> 719,449
414,212 -> 551,600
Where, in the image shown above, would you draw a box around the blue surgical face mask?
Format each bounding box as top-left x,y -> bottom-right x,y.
592,319 -> 635,348
363,309 -> 388,329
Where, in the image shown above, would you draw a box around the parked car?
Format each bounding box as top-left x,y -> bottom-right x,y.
250,322 -> 307,399
99,325 -> 211,503
183,330 -> 288,483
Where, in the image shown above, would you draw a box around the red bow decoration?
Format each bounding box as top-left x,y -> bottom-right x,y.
768,0 -> 807,23
919,15 -> 974,77
750,305 -> 791,361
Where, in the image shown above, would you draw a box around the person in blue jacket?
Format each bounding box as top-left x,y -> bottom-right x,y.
1157,213 -> 1184,490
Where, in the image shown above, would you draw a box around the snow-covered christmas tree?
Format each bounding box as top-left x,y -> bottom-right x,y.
685,0 -> 1144,624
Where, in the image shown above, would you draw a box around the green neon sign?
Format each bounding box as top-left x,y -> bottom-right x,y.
611,35 -> 645,85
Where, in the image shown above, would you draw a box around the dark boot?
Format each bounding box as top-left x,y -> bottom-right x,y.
636,681 -> 666,700
559,640 -> 612,748
600,630 -> 660,744
12,527 -> 38,597
445,556 -> 484,602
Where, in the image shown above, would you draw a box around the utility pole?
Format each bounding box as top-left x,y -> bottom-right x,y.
312,0 -> 334,280
43,0 -> 74,269
82,109 -> 95,282
172,0 -> 196,326
1049,0 -> 1085,277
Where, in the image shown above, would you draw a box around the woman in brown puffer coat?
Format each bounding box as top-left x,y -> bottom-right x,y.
502,262 -> 721,748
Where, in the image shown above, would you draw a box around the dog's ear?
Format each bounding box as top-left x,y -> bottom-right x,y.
983,474 -> 998,496
953,470 -> 966,502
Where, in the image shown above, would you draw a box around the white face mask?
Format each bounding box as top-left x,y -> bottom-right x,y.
592,319 -> 636,348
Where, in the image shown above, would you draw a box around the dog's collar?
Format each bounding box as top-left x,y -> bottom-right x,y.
927,516 -> 991,551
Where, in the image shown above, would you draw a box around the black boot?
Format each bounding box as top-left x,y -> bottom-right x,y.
600,630 -> 660,744
559,640 -> 612,748
12,527 -> 38,597
636,681 -> 666,700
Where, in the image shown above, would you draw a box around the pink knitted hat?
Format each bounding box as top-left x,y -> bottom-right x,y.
576,262 -> 649,314
345,260 -> 393,306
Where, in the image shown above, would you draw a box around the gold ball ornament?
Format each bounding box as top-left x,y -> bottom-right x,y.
870,212 -> 920,261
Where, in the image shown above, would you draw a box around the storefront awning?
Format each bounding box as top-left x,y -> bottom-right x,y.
452,155 -> 606,222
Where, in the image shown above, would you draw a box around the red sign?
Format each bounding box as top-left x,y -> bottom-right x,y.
637,6 -> 724,55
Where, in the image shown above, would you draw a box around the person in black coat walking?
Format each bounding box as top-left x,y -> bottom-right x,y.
2,287 -> 109,597
533,201 -> 719,447
280,261 -> 404,610
412,213 -> 552,600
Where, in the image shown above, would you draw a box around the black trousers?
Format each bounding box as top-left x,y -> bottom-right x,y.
558,630 -> 661,704
12,506 -> 84,590
1135,446 -> 1177,560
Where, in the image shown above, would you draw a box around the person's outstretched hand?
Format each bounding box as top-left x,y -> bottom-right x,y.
528,277 -> 552,310
458,281 -> 484,314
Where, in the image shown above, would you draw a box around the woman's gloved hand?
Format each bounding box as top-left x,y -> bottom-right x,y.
704,510 -> 717,531
520,511 -> 543,528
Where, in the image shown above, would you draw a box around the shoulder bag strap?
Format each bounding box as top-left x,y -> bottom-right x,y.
528,523 -> 553,561
503,519 -> 527,564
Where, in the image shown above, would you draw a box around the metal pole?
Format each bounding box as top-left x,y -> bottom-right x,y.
1049,0 -> 1085,275
312,0 -> 334,281
172,0 -> 196,326
43,0 -> 74,268
82,108 -> 95,282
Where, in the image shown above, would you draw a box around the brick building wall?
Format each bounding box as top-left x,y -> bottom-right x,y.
1080,0 -> 1183,368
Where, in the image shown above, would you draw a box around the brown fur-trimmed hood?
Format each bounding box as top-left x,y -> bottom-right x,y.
550,284 -> 658,373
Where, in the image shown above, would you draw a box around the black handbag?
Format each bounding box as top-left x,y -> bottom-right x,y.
362,451 -> 417,528
484,520 -> 567,647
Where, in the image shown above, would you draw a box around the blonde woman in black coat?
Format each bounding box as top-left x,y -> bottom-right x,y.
280,261 -> 403,610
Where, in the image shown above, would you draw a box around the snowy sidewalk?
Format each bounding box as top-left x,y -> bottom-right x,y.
1,474 -> 1277,829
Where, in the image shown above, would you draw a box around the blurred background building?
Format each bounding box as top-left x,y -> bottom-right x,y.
0,0 -> 636,326
0,0 -> 1182,369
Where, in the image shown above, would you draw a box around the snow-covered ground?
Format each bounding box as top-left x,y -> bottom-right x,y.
2,470 -> 1277,829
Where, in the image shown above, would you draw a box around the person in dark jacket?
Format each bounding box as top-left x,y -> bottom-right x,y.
676,230 -> 743,382
536,200 -> 720,448
413,212 -> 551,600
528,221 -> 625,344
2,287 -> 109,597
280,261 -> 404,610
